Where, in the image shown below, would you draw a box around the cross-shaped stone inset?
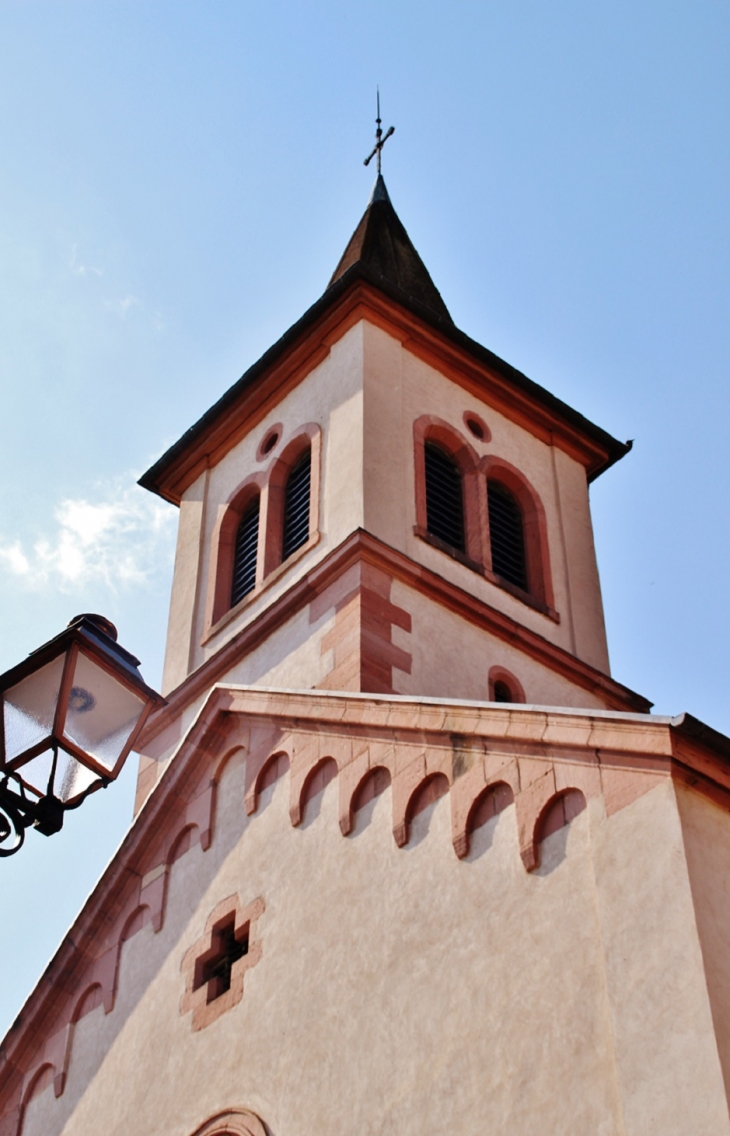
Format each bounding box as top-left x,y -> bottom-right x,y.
194,917 -> 250,1003
181,894 -> 264,1031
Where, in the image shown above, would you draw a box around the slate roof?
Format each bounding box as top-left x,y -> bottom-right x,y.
328,174 -> 453,324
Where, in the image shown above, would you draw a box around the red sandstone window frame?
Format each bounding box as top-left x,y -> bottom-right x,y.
262,426 -> 320,577
413,415 -> 488,569
482,455 -> 555,614
413,415 -> 557,620
205,423 -> 322,633
209,474 -> 266,626
180,893 -> 264,1032
488,665 -> 525,704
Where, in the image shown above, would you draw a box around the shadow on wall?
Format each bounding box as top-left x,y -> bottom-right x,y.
465,782 -> 516,863
403,773 -> 450,850
534,790 -> 588,876
348,766 -> 392,838
300,758 -> 338,830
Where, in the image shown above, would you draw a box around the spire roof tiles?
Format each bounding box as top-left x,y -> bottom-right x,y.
328,174 -> 453,325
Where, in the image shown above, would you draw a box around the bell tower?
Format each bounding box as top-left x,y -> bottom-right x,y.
136,172 -> 649,804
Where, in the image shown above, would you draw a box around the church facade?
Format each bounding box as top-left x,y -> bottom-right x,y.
2,176 -> 730,1135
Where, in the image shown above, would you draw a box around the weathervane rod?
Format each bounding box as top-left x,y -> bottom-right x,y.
364,88 -> 395,173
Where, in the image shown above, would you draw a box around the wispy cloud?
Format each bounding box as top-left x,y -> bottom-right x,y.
104,294 -> 139,319
69,244 -> 103,278
69,243 -> 164,329
0,479 -> 176,593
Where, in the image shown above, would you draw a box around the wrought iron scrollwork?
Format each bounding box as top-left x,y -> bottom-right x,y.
0,772 -> 28,857
0,755 -> 107,857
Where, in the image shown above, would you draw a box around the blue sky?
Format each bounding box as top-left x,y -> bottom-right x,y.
0,0 -> 728,1033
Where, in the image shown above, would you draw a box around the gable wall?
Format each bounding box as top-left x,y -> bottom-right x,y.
16,729 -> 729,1136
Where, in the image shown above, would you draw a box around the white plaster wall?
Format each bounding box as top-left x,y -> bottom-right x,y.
361,321 -> 612,671
676,783 -> 730,1106
140,604 -> 338,780
590,779 -> 730,1134
390,579 -> 608,709
24,752 -> 729,1136
552,446 -> 610,672
163,471 -> 208,693
165,323 -> 365,687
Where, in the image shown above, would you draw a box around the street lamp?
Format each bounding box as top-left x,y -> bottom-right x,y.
0,614 -> 165,857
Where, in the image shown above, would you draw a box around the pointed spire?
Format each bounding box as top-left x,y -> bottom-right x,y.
328,176 -> 453,325
368,172 -> 391,205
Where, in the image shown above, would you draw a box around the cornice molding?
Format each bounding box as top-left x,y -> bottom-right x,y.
140,273 -> 629,505
138,529 -> 651,753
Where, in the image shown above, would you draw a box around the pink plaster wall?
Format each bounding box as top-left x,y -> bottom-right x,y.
8,693 -> 730,1136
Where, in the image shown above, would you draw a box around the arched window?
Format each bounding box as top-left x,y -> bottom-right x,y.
424,442 -> 465,553
487,480 -> 527,591
230,497 -> 260,606
282,447 -> 312,560
488,666 -> 525,704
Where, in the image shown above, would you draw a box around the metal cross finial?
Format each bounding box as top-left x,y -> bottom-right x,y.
364,89 -> 395,173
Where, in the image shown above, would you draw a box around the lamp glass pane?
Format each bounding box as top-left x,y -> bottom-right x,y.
19,749 -> 98,803
62,649 -> 147,772
3,655 -> 66,764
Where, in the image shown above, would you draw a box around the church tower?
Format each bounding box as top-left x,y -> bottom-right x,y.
3,173 -> 730,1136
134,171 -> 649,809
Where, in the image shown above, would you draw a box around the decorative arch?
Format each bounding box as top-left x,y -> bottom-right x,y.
413,415 -> 488,567
167,824 -> 200,867
18,1062 -> 56,1134
212,745 -> 247,789
488,665 -> 525,704
481,455 -> 555,612
465,781 -> 515,853
54,982 -> 105,1102
119,903 -> 151,945
406,772 -> 450,824
190,1108 -> 268,1136
537,788 -> 587,845
208,473 -> 266,626
71,982 -> 104,1025
298,757 -> 338,822
105,903 -> 154,1019
352,765 -> 392,814
249,751 -> 290,814
402,772 -> 450,845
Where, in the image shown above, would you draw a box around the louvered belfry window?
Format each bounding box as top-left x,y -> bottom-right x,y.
488,481 -> 528,591
231,497 -> 260,607
282,448 -> 312,561
424,442 -> 465,553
